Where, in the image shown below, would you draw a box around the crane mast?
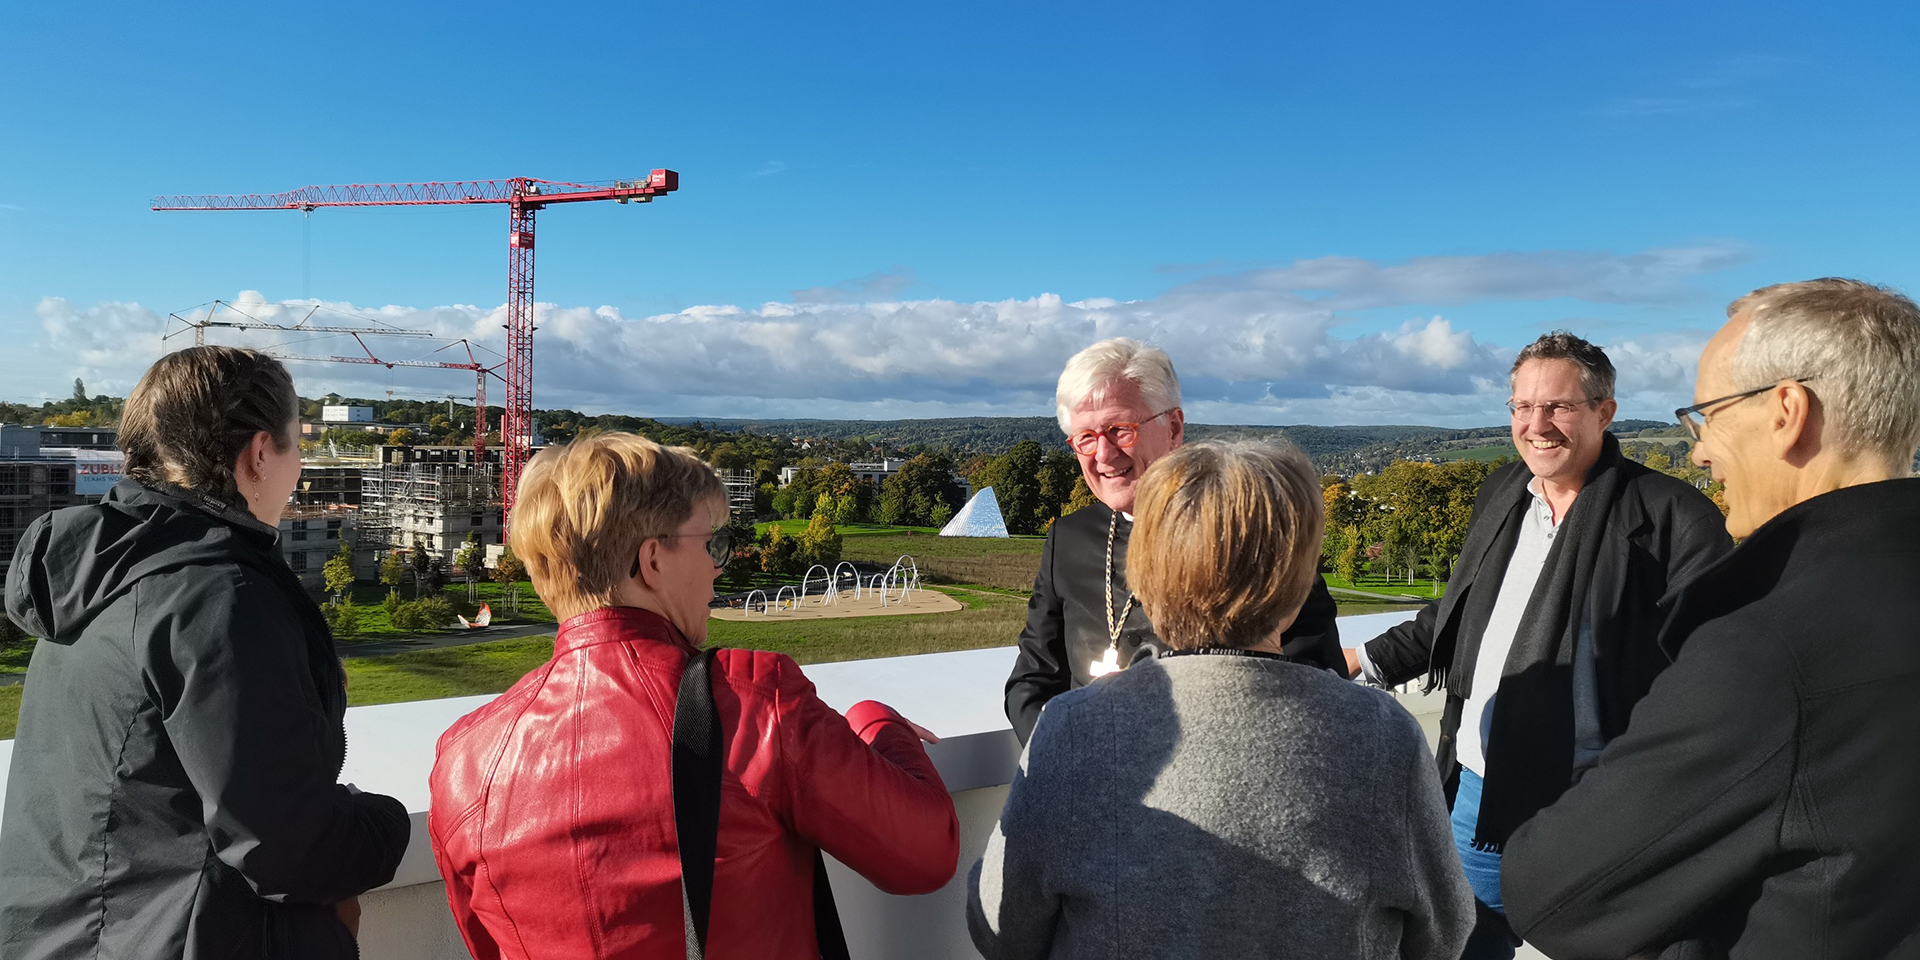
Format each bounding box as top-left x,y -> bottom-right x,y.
154,170 -> 680,527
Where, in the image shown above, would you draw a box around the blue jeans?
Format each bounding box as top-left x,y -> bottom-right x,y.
1453,768 -> 1519,960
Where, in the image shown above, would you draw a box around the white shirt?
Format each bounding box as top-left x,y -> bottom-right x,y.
1454,479 -> 1563,775
1356,478 -> 1562,775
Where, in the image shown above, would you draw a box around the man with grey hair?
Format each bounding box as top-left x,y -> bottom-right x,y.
1003,337 -> 1343,745
1504,279 -> 1920,959
1350,331 -> 1731,959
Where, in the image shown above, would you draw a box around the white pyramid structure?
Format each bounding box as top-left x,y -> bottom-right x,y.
940,486 -> 1010,537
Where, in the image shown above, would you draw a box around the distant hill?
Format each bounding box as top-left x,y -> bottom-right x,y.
657,416 -> 1680,474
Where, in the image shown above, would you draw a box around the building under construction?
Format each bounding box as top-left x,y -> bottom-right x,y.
357,454 -> 504,569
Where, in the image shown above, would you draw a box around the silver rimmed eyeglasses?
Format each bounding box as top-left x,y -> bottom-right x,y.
1674,378 -> 1815,441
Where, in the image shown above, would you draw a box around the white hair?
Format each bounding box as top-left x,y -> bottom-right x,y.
1055,338 -> 1183,432
1729,278 -> 1920,467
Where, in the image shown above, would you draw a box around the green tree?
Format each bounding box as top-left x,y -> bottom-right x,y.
1335,527 -> 1364,584
797,511 -> 843,567
455,531 -> 485,583
378,550 -> 405,589
72,378 -> 87,404
968,440 -> 1045,534
386,427 -> 416,446
759,525 -> 800,575
1036,451 -> 1081,526
886,453 -> 960,527
1063,475 -> 1098,516
710,442 -> 751,471
322,596 -> 359,638
814,462 -> 858,500
409,537 -> 433,597
321,540 -> 356,600
831,488 -> 861,526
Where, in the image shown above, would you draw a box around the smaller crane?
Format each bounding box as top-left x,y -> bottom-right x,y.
164,300 -> 436,348
274,337 -> 501,463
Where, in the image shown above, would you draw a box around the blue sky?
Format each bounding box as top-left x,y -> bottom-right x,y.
4,1 -> 1917,426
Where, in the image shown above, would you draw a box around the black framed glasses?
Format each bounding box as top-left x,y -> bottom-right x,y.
630,526 -> 736,577
1067,409 -> 1175,455
1674,378 -> 1814,440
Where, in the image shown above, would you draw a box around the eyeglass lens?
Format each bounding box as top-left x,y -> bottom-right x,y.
1071,423 -> 1138,453
706,527 -> 734,566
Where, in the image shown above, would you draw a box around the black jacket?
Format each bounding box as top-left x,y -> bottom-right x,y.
1504,478 -> 1920,960
1,480 -> 410,960
1362,440 -> 1731,817
1004,500 -> 1342,744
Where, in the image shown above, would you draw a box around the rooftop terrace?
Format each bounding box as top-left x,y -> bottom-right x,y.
0,611 -> 1548,959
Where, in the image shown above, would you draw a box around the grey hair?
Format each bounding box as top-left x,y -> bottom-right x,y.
1055,338 -> 1183,432
1510,331 -> 1616,402
1728,278 -> 1920,466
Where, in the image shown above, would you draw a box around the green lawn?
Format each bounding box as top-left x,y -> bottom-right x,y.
1,639 -> 31,677
334,585 -> 1027,709
1325,574 -> 1446,600
0,686 -> 19,739
755,520 -> 943,537
839,534 -> 1046,592
327,580 -> 555,642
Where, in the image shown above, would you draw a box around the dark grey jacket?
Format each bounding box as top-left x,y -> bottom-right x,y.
1362,438 -> 1730,829
1,480 -> 410,960
1504,478 -> 1920,960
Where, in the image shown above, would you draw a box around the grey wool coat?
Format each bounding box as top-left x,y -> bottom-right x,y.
967,652 -> 1473,960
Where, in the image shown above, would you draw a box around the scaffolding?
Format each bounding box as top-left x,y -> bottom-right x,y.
718,469 -> 757,521
357,462 -> 502,561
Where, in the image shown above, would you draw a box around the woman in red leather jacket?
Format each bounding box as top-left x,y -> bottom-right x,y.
428,433 -> 960,959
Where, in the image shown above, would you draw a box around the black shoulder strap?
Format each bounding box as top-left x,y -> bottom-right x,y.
671,647 -> 852,960
672,647 -> 722,960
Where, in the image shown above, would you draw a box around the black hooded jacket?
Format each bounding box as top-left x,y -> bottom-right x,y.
0,480 -> 410,960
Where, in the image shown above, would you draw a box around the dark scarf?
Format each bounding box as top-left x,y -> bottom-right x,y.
1455,435 -> 1629,850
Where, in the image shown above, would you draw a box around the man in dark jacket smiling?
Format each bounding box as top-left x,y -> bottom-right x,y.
1504,279 -> 1920,959
1349,332 -> 1731,959
0,348 -> 409,960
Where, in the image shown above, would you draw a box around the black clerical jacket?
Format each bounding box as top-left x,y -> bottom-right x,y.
1004,500 -> 1343,744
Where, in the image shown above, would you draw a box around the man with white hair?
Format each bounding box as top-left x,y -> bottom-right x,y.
1503,279 -> 1920,959
1003,338 -> 1343,745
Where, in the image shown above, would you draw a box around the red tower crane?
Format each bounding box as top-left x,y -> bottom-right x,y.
153,170 -> 681,526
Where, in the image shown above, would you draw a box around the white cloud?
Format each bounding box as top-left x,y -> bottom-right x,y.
6,245 -> 1738,426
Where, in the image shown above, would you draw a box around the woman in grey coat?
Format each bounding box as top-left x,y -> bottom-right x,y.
967,440 -> 1473,960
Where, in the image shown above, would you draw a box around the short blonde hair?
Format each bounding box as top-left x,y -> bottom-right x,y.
510,432 -> 725,621
1055,338 -> 1182,432
1129,441 -> 1324,651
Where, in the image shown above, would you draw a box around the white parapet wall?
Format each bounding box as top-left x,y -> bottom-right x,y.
1,611 -> 1450,960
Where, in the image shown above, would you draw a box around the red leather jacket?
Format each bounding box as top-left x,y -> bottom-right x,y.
429,607 -> 960,959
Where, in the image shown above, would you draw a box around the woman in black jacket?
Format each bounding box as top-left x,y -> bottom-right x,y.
0,347 -> 411,960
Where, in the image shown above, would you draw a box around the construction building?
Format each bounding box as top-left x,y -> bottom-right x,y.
0,425 -> 124,584
295,463 -> 368,506
357,460 -> 504,570
718,468 -> 757,521
278,505 -> 366,589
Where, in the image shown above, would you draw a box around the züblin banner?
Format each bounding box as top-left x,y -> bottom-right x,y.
73,449 -> 124,496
